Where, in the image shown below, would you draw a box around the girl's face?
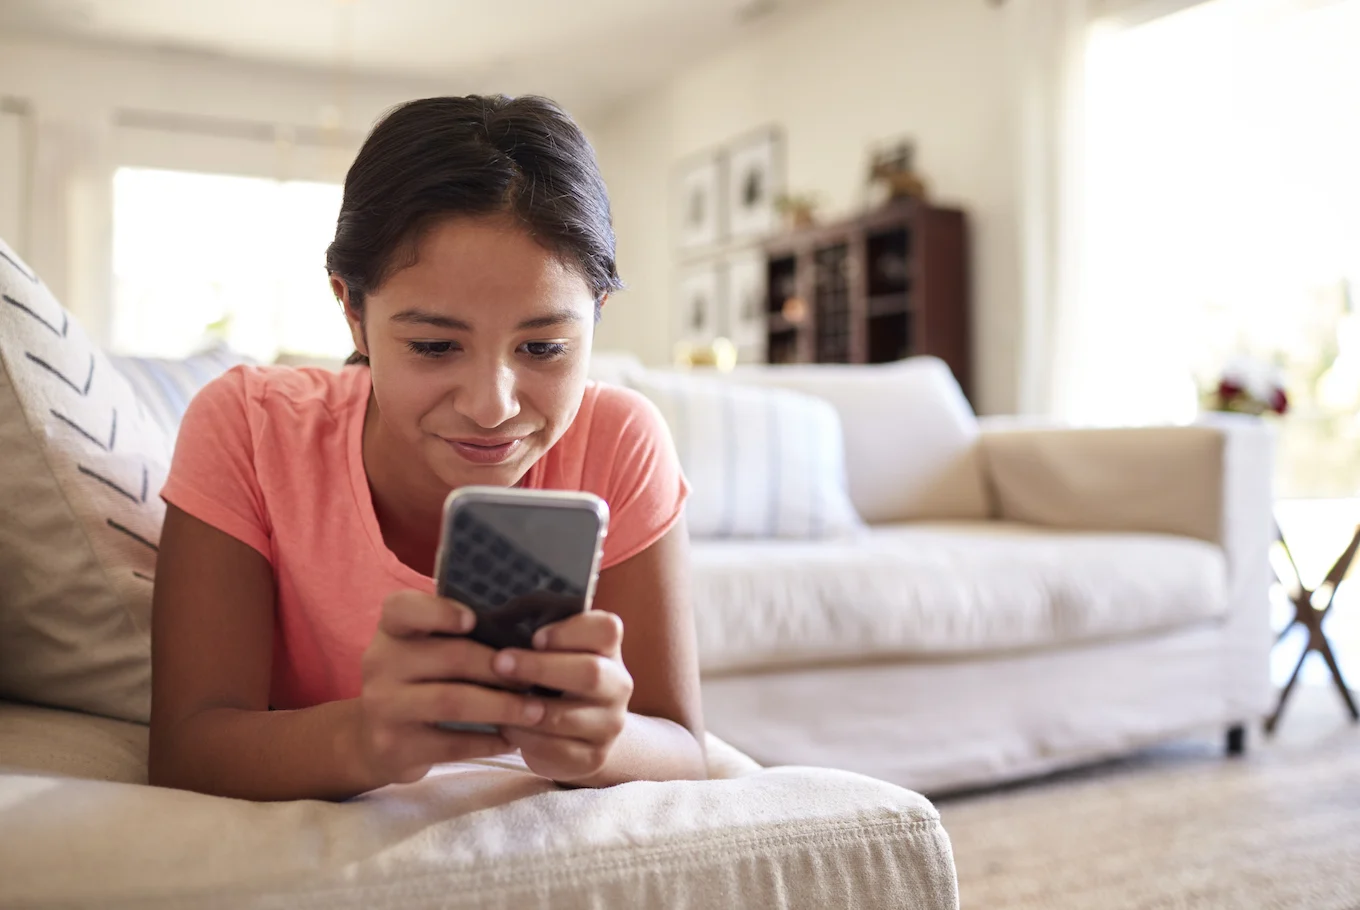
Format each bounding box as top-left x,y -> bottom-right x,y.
337,216 -> 597,492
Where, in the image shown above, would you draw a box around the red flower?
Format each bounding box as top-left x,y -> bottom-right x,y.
1270,388 -> 1288,415
1218,378 -> 1244,400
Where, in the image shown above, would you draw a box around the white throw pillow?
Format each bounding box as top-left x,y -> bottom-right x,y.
626,370 -> 864,540
0,239 -> 170,723
727,358 -> 990,523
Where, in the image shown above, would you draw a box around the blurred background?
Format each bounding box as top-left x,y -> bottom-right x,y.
1,0 -> 1358,679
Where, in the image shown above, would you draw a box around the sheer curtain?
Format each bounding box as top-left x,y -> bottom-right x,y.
1004,0 -> 1093,417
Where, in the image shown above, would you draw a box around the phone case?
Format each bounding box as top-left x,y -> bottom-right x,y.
433,487 -> 610,622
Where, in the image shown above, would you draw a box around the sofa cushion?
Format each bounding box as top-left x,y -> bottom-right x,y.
0,239 -> 169,723
109,343 -> 252,437
627,369 -> 864,539
727,357 -> 990,524
688,521 -> 1228,674
0,701 -> 956,910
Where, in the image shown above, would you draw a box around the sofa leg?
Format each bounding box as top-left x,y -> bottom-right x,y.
1225,724 -> 1246,757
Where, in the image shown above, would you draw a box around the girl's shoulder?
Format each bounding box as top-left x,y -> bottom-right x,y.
229,363 -> 366,412
576,380 -> 669,442
196,364 -> 368,424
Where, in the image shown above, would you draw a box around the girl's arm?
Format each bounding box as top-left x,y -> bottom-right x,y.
149,505 -> 379,800
149,506 -> 527,801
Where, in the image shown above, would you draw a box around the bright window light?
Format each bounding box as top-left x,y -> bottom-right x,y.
111,167 -> 351,363
1080,0 -> 1360,497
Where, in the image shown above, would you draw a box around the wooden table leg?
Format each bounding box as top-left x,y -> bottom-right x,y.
1264,522 -> 1360,735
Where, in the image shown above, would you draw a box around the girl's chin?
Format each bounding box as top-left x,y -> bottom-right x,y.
430,457 -> 529,491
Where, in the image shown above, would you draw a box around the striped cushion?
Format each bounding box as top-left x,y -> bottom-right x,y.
627,370 -> 864,540
109,345 -> 252,437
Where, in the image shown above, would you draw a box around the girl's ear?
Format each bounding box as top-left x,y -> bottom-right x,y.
332,276 -> 369,357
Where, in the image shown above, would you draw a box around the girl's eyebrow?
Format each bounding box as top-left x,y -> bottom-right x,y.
517,310 -> 582,330
390,309 -> 470,331
389,308 -> 582,331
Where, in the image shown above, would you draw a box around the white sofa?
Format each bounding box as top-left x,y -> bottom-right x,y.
593,355 -> 1276,795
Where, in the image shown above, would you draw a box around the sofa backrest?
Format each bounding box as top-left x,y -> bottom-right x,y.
725,357 -> 990,524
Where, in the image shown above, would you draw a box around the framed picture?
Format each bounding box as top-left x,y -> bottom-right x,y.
725,127 -> 783,240
675,152 -> 723,250
724,250 -> 767,352
675,262 -> 722,346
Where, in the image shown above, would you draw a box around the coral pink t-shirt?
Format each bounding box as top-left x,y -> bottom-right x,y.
161,365 -> 688,710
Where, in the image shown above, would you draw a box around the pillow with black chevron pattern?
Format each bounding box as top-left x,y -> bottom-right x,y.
0,238 -> 169,724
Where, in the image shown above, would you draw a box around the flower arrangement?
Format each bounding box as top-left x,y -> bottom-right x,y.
1202,355 -> 1289,416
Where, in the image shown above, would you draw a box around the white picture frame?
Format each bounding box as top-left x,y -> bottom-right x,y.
676,153 -> 723,250
675,262 -> 722,346
724,250 -> 767,353
726,127 -> 783,241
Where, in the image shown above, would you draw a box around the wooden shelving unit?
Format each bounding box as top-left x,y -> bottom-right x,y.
762,198 -> 971,400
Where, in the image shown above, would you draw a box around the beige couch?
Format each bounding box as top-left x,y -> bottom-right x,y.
634,357 -> 1275,795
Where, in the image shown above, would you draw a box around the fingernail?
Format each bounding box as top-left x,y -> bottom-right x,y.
523,699 -> 545,724
493,651 -> 516,676
458,611 -> 475,633
532,628 -> 548,650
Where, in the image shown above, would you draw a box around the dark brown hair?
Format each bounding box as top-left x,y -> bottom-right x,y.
325,95 -> 623,365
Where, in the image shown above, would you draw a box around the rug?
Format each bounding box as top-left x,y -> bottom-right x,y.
937,684 -> 1360,909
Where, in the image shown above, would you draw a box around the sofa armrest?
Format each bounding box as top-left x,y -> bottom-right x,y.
980,415 -> 1277,719
979,416 -> 1274,545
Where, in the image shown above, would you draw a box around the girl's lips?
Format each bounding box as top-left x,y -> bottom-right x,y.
444,437 -> 523,465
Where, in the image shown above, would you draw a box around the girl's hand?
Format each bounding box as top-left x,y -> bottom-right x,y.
489,610 -> 634,784
352,590 -> 548,787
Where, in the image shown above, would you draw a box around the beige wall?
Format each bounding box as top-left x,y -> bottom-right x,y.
591,0 -> 1021,414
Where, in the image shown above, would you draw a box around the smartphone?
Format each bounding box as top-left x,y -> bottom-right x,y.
433,486 -> 609,735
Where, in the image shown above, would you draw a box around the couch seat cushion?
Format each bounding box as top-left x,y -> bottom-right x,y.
0,703 -> 955,910
689,521 -> 1228,674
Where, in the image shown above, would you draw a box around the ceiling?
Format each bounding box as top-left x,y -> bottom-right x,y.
0,0 -> 820,116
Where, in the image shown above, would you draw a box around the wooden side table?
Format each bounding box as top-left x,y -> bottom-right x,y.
1264,520 -> 1360,734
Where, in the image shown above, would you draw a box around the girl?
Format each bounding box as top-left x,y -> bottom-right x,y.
148,95 -> 706,801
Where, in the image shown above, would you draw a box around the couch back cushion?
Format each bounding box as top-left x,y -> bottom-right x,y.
0,240 -> 239,723
626,370 -> 864,540
109,345 -> 251,436
727,357 -> 990,523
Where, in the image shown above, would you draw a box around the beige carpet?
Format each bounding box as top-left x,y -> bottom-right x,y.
936,684 -> 1360,909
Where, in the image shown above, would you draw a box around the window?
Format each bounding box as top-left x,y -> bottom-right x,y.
1080,0 -> 1360,499
111,167 -> 350,363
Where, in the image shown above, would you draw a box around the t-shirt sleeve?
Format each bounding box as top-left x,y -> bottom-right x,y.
159,366 -> 273,560
593,387 -> 690,570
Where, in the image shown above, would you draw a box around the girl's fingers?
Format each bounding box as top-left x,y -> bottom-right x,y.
531,610 -> 623,656
390,635 -> 502,686
386,681 -> 547,728
500,726 -> 609,778
508,699 -> 625,744
379,590 -> 476,638
492,649 -> 632,704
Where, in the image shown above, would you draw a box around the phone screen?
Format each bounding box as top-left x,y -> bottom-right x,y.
437,499 -> 603,652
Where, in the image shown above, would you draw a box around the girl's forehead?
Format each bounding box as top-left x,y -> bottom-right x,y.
373,219 -> 594,317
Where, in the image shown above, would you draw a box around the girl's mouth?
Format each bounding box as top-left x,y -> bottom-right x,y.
443,437 -> 523,465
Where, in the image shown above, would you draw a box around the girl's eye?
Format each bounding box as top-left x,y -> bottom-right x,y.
522,342 -> 568,360
407,341 -> 457,359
